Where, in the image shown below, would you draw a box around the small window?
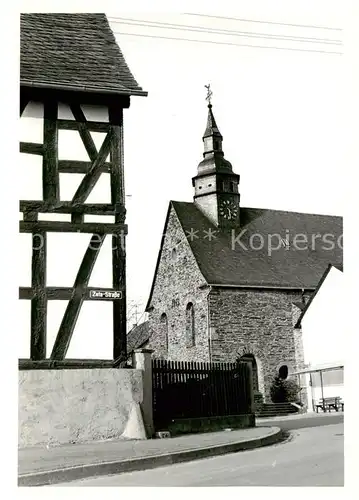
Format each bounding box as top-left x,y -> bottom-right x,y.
171,248 -> 177,261
185,302 -> 195,347
229,182 -> 235,192
208,183 -> 212,187
220,181 -> 225,191
198,186 -> 202,190
160,313 -> 169,352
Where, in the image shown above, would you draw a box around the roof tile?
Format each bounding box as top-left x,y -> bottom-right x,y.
20,14 -> 146,96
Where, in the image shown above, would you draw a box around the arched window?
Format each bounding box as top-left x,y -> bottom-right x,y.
185,302 -> 195,347
160,313 -> 168,351
229,181 -> 235,192
278,365 -> 289,380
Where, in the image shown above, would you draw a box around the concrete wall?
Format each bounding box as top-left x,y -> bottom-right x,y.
18,368 -> 143,447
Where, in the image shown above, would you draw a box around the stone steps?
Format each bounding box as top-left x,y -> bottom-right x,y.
256,402 -> 299,418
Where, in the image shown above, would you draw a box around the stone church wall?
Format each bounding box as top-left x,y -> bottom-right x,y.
148,205 -> 311,402
147,206 -> 211,361
208,288 -> 308,400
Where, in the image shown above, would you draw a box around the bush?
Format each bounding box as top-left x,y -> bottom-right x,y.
270,376 -> 300,403
284,379 -> 301,403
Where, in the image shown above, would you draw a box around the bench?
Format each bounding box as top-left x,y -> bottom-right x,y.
315,397 -> 344,413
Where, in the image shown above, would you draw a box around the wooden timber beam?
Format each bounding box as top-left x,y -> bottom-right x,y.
20,142 -> 43,155
43,100 -> 59,203
20,201 -> 119,216
19,220 -> 127,234
57,119 -> 110,133
20,150 -> 112,174
19,286 -> 124,300
19,359 -> 116,370
109,105 -> 127,361
20,86 -> 131,111
23,211 -> 38,222
58,160 -> 111,174
30,230 -> 47,360
50,234 -> 106,360
69,104 -> 98,161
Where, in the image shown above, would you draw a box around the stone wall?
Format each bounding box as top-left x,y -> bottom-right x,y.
148,205 -> 211,361
18,368 -> 143,448
208,288 -> 308,400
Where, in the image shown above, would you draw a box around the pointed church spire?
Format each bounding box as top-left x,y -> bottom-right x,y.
203,84 -> 223,151
203,103 -> 222,140
192,85 -> 241,227
198,85 -> 231,171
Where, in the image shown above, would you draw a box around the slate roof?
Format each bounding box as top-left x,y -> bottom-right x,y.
171,202 -> 342,289
146,201 -> 343,309
20,13 -> 146,96
127,321 -> 150,354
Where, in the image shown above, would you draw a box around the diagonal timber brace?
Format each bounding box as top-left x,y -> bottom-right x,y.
50,234 -> 106,360
71,129 -> 113,205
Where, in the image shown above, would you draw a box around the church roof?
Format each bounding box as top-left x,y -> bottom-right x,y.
171,201 -> 342,289
20,14 -> 146,96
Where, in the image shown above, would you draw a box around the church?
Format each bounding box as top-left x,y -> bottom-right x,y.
144,95 -> 343,402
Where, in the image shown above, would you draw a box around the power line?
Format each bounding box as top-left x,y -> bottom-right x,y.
112,31 -> 342,55
183,12 -> 342,32
108,17 -> 341,45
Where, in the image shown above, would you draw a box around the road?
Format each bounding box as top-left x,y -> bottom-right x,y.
256,412 -> 343,431
63,422 -> 344,487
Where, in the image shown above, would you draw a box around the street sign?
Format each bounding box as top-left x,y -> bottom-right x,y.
88,290 -> 123,300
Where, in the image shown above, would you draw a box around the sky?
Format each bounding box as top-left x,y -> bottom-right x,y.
108,8 -> 345,321
17,2 -> 348,358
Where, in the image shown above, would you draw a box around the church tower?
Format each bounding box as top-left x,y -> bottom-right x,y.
192,87 -> 240,228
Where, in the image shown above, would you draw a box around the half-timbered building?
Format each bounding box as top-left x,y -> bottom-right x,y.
19,13 -> 147,365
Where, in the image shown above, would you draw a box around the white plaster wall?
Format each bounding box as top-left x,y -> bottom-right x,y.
18,368 -> 143,447
19,102 -> 115,359
302,267 -> 345,367
301,267 -> 345,408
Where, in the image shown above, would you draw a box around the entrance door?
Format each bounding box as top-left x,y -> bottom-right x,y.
238,354 -> 259,392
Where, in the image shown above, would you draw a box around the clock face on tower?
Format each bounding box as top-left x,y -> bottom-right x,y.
219,199 -> 239,220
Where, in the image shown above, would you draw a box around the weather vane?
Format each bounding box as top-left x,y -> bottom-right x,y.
205,84 -> 213,105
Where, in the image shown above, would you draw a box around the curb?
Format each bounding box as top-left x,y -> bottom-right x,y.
18,427 -> 283,487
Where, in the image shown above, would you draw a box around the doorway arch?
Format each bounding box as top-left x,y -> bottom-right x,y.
237,353 -> 259,392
